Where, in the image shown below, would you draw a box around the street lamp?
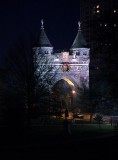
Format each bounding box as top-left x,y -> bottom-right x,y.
72,90 -> 76,94
71,90 -> 76,116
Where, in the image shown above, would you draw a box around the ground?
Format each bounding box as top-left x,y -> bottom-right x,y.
0,123 -> 118,160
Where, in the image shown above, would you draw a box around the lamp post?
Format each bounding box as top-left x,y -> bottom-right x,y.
71,90 -> 76,116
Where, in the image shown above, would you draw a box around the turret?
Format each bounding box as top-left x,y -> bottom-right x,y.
38,19 -> 53,55
70,22 -> 89,58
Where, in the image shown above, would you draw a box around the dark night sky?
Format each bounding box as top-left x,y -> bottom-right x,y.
0,0 -> 80,66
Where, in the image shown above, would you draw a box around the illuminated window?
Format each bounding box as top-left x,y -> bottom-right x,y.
96,5 -> 100,8
114,10 -> 116,13
96,10 -> 100,13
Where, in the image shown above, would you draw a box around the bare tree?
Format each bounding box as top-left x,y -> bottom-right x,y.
5,35 -> 56,127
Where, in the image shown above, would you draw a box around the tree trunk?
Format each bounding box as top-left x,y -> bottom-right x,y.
26,104 -> 32,128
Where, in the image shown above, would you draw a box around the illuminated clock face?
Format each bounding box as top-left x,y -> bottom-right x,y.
61,63 -> 70,72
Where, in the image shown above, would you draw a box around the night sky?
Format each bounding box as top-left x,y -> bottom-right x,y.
0,0 -> 80,66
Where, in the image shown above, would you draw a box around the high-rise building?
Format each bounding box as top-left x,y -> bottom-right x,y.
80,0 -> 118,97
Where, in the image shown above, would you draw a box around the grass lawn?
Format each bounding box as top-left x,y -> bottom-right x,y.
28,115 -> 118,141
70,124 -> 115,137
31,116 -> 115,139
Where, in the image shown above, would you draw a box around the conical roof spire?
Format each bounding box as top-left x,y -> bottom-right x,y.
78,21 -> 81,30
38,19 -> 53,47
41,19 -> 44,29
71,21 -> 87,49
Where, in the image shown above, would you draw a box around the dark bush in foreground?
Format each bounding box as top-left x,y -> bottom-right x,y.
1,94 -> 26,128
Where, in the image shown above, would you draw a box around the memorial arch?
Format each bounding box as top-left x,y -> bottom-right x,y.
34,20 -> 90,113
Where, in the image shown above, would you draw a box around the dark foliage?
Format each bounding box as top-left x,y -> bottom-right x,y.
1,92 -> 26,127
2,34 -> 56,126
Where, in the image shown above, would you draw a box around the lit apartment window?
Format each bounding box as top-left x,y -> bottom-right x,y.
96,5 -> 100,9
114,10 -> 117,13
96,10 -> 100,13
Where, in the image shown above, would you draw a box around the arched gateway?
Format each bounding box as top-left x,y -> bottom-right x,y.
34,20 -> 90,113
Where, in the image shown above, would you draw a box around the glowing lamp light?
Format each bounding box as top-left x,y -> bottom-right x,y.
72,90 -> 76,94
72,58 -> 77,62
54,58 -> 59,62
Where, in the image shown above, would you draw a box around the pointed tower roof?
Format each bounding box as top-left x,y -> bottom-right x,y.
71,22 -> 87,49
38,19 -> 53,47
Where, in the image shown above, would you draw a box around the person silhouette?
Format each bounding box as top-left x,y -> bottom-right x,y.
63,108 -> 71,135
65,108 -> 69,119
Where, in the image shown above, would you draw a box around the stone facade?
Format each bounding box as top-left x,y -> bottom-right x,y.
34,20 -> 90,92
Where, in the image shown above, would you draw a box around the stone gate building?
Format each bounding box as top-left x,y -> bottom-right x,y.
34,20 -> 90,112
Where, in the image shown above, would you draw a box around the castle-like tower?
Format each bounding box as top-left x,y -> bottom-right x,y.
34,20 -> 90,92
